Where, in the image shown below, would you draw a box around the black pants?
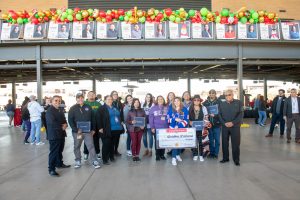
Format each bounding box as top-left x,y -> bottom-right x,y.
154,131 -> 165,157
101,136 -> 114,162
84,132 -> 100,155
56,138 -> 65,167
221,126 -> 240,162
254,108 -> 259,124
48,139 -> 63,172
192,131 -> 203,156
111,130 -> 122,153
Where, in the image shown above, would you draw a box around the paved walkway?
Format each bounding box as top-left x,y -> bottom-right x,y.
0,112 -> 299,200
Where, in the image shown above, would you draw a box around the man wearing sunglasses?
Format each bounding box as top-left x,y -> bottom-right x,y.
219,89 -> 243,166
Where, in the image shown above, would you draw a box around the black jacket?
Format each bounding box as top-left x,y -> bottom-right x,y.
203,98 -> 221,127
219,99 -> 244,127
258,100 -> 267,111
96,104 -> 112,138
270,96 -> 286,114
46,105 -> 67,140
283,96 -> 300,118
21,106 -> 30,121
68,104 -> 95,133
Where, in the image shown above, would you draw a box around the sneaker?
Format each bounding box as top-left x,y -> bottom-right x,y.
199,156 -> 204,162
275,124 -> 279,128
127,150 -> 132,156
193,156 -> 198,161
36,142 -> 45,146
97,154 -> 102,159
83,154 -> 88,161
24,140 -> 30,144
74,161 -> 81,169
176,155 -> 182,162
30,141 -> 35,145
172,158 -> 177,166
93,161 -> 101,169
136,157 -> 141,162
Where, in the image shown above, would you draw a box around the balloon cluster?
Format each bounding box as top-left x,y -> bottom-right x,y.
1,7 -> 280,25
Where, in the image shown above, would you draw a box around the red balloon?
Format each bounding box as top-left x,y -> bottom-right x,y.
114,14 -> 119,19
74,7 -> 81,13
157,13 -> 163,20
191,18 -> 196,23
233,17 -> 238,24
99,11 -> 106,18
11,13 -> 18,20
111,13 -> 115,19
118,9 -> 125,16
165,8 -> 172,16
44,16 -> 49,21
32,18 -> 38,24
221,17 -> 227,24
106,15 -> 112,22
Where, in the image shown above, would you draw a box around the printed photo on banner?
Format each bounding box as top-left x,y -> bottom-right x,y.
144,22 -> 166,39
72,21 -> 94,39
24,23 -> 46,39
238,23 -> 258,39
169,21 -> 190,39
192,22 -> 213,39
47,21 -> 70,39
97,22 -> 119,39
121,22 -> 142,39
1,23 -> 23,40
281,22 -> 300,40
259,23 -> 280,40
216,23 -> 236,39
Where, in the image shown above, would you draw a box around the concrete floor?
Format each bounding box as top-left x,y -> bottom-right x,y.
0,112 -> 299,200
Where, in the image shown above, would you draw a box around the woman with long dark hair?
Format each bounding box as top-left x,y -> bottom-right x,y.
167,97 -> 189,166
142,93 -> 154,156
123,94 -> 133,156
258,95 -> 267,127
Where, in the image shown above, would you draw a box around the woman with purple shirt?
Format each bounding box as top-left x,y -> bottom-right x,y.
149,95 -> 169,161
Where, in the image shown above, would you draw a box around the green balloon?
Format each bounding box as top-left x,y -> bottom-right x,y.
240,17 -> 247,24
155,10 -> 159,16
249,9 -> 255,14
252,12 -> 259,20
139,16 -> 146,23
215,16 -> 221,23
76,13 -> 82,20
67,15 -> 73,21
175,17 -> 181,23
179,8 -> 185,12
169,15 -> 175,22
221,8 -> 229,17
200,8 -> 208,17
254,19 -> 258,23
119,16 -> 124,21
57,9 -> 62,15
126,11 -> 132,17
88,9 -> 93,15
67,9 -> 73,15
188,9 -> 195,17
175,10 -> 180,15
17,17 -> 23,24
60,16 -> 65,21
62,12 -> 68,18
124,15 -> 129,21
229,13 -> 235,17
35,14 -> 39,18
249,18 -> 254,24
23,18 -> 28,23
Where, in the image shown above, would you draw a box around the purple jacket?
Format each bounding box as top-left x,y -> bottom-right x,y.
126,108 -> 146,133
149,105 -> 169,129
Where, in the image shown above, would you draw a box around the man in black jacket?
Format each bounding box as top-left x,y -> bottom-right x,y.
46,95 -> 70,177
283,89 -> 300,143
266,89 -> 286,138
219,89 -> 243,166
68,93 -> 100,169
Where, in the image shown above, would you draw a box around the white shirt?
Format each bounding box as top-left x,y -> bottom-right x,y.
291,97 -> 299,114
28,101 -> 44,122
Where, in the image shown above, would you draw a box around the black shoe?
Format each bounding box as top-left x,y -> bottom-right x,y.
103,160 -> 110,165
234,161 -> 240,166
56,163 -> 71,168
133,157 -> 137,162
49,171 -> 59,177
220,159 -> 230,163
156,156 -> 160,161
136,157 -> 141,162
110,157 -> 115,162
24,140 -> 30,144
160,156 -> 166,160
114,151 -> 122,157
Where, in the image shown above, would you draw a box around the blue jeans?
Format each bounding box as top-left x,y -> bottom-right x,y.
172,149 -> 180,158
258,111 -> 267,125
30,119 -> 42,143
208,126 -> 221,156
126,132 -> 131,151
269,113 -> 285,135
24,120 -> 31,142
143,128 -> 153,149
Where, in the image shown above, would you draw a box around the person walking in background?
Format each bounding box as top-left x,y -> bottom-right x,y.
258,95 -> 267,127
68,93 -> 100,169
149,95 -> 169,161
167,97 -> 189,166
266,89 -> 286,138
283,89 -> 300,144
219,89 -> 243,166
254,94 -> 261,124
142,93 -> 154,157
5,99 -> 15,127
189,95 -> 208,162
83,91 -> 102,161
21,100 -> 31,144
110,91 -> 125,156
126,98 -> 146,161
123,94 -> 133,156
28,95 -> 45,145
203,89 -> 221,159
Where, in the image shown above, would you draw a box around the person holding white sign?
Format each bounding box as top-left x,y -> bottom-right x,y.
189,95 -> 208,162
126,98 -> 146,162
149,95 -> 169,161
167,97 -> 189,166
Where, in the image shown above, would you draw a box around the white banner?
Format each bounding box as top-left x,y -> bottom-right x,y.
24,23 -> 46,40
216,23 -> 236,39
192,22 -> 213,39
238,23 -> 258,39
145,22 -> 167,39
72,21 -> 94,39
281,22 -> 300,40
121,22 -> 142,39
260,23 -> 280,40
1,23 -> 23,40
156,128 -> 196,149
169,21 -> 190,39
97,22 -> 118,39
48,22 -> 70,39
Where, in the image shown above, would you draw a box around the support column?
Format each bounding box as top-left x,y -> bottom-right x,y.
36,45 -> 43,104
237,44 -> 244,105
12,81 -> 16,105
92,78 -> 96,93
187,73 -> 191,94
263,77 -> 268,100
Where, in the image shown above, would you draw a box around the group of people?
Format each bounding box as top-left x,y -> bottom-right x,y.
40,89 -> 243,177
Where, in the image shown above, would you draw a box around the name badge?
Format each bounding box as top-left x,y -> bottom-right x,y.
115,117 -> 119,123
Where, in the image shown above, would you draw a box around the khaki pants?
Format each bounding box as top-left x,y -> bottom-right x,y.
72,132 -> 97,163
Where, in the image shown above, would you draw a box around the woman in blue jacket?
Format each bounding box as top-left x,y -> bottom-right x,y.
167,97 -> 189,166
